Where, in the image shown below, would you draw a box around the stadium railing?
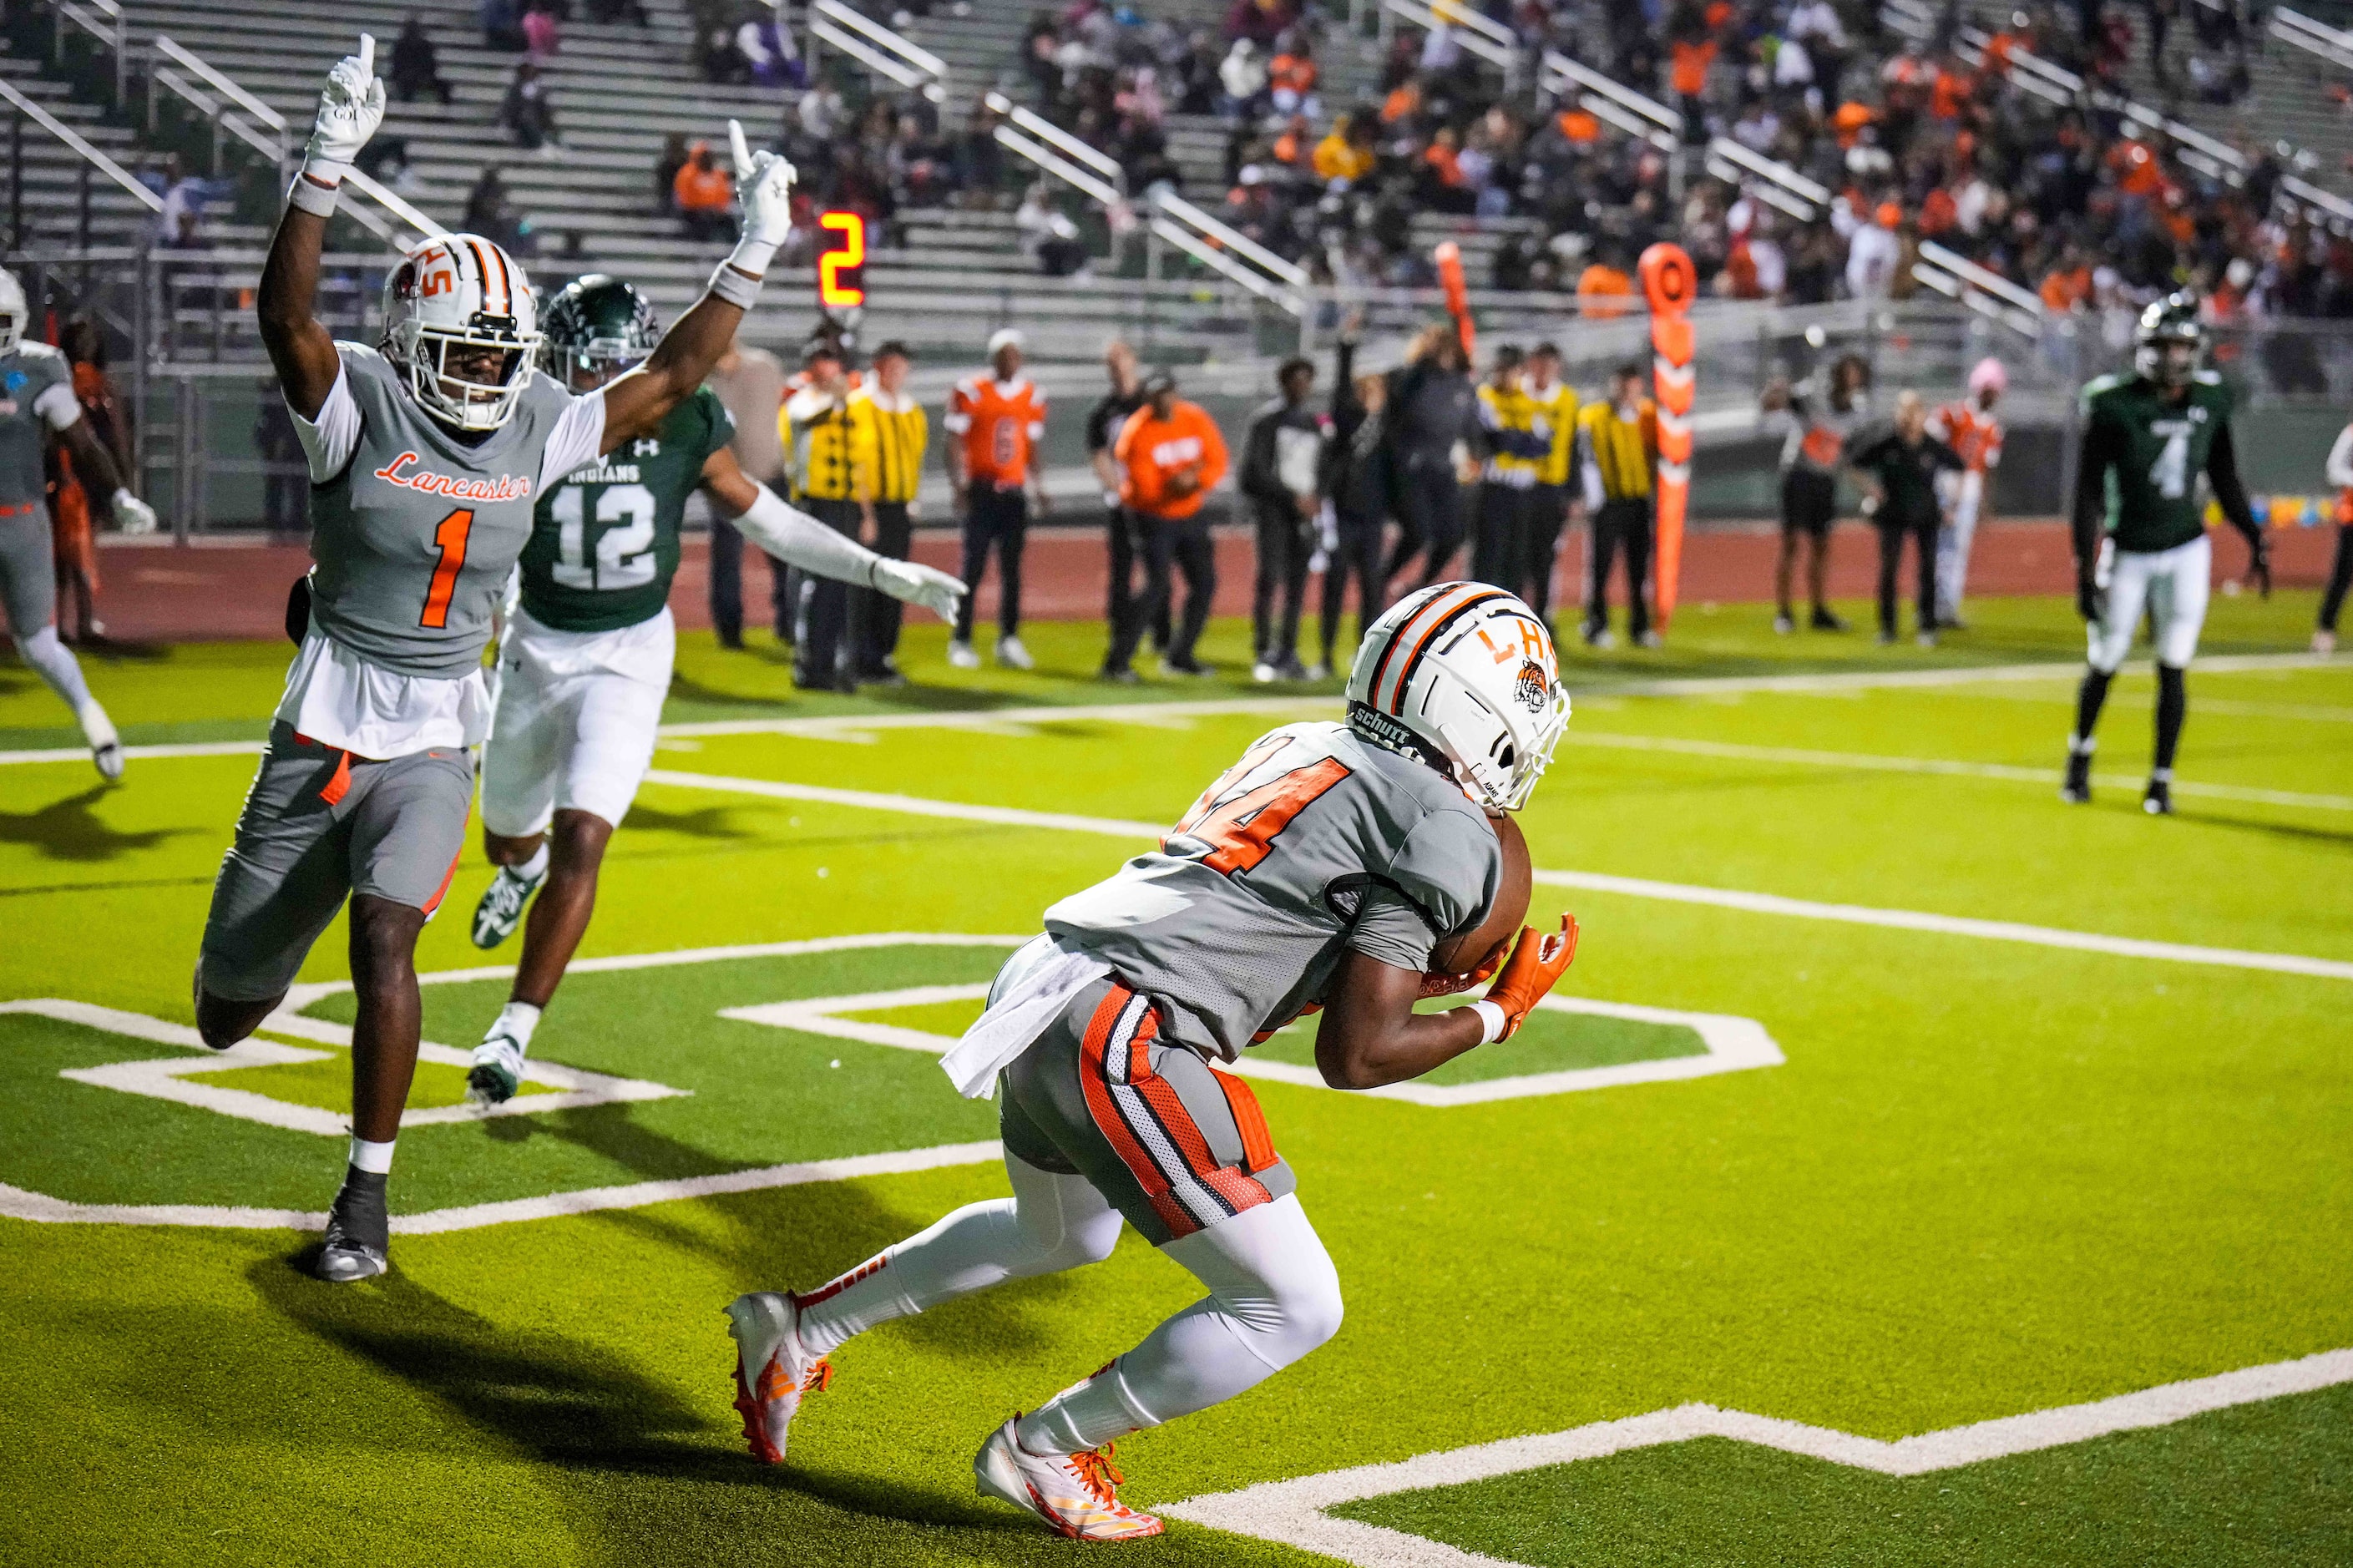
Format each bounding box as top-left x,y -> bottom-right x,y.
0,73 -> 159,250
1378,0 -> 1522,89
807,0 -> 947,106
1536,51 -> 1680,154
2273,8 -> 2353,73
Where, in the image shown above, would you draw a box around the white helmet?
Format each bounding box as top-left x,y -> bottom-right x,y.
380,233 -> 542,432
1345,582 -> 1571,812
0,268 -> 24,356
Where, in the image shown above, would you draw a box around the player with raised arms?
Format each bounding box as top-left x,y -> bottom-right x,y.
0,266 -> 156,779
722,582 -> 1582,1539
460,275 -> 965,1104
2063,294 -> 2270,815
190,36 -> 797,1282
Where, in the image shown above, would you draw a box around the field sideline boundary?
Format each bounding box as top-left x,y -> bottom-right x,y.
1161,1348 -> 2353,1567
0,650 -> 2335,769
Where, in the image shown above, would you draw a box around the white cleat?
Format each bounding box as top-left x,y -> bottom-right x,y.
2315,629 -> 2338,655
79,702 -> 123,781
724,1291 -> 832,1464
947,639 -> 981,670
995,635 -> 1035,670
466,1030 -> 527,1107
470,862 -> 544,949
973,1416 -> 1164,1540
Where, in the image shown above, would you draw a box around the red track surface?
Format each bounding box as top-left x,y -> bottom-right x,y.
85,518 -> 2334,645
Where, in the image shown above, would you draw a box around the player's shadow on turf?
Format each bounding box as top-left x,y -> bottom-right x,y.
2168,810 -> 2353,851
609,801 -> 758,842
0,786 -> 191,861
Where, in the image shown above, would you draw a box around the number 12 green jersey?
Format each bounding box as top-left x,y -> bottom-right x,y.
517,386 -> 735,632
2076,370 -> 2237,554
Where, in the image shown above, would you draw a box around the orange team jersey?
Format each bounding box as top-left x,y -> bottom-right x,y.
1930,402 -> 2004,474
946,374 -> 1047,490
1115,400 -> 1228,520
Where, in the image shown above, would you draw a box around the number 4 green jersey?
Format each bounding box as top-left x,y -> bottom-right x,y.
2075,370 -> 2240,554
517,386 -> 736,632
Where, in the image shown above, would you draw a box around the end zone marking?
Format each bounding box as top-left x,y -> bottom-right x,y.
1162,1348 -> 2353,1567
724,984 -> 1783,1105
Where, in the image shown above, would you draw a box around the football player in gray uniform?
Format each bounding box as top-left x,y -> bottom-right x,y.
191,34 -> 798,1283
722,582 -> 1581,1539
0,267 -> 156,778
462,275 -> 964,1106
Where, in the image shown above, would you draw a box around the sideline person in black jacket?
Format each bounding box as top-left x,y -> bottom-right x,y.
1239,357 -> 1331,681
1318,315 -> 1390,676
1847,390 -> 1964,646
1379,326 -> 1482,597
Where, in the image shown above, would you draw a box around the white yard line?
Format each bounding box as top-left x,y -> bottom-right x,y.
1161,1348 -> 2353,1567
0,1141 -> 1005,1235
1565,731 -> 2353,811
638,771 -> 2353,983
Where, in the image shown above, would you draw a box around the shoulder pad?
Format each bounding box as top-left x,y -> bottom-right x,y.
15,341 -> 62,363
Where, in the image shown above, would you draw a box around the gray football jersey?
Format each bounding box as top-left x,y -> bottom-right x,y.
0,342 -> 72,509
308,344 -> 577,679
1045,721 -> 1504,1061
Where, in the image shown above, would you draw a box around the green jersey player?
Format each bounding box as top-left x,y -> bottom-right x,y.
2063,293 -> 2270,816
463,276 -> 963,1106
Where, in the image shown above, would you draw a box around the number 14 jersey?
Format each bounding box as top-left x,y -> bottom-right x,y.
1043,721 -> 1505,1063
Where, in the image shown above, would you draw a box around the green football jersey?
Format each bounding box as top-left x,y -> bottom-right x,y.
2078,370 -> 2234,554
518,386 -> 735,632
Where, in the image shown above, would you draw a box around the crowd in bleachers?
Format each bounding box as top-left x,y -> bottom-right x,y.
1004,0 -> 2316,321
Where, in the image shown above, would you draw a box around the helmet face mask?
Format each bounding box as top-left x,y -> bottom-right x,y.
2133,292 -> 2203,391
381,234 -> 542,433
539,274 -> 660,395
1344,583 -> 1571,812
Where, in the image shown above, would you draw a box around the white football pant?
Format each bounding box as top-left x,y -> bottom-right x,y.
1934,469 -> 1985,621
796,1155 -> 1343,1452
479,605 -> 672,837
2087,533 -> 2211,674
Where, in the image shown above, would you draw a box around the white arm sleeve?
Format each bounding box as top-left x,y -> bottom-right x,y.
33,382 -> 81,432
537,389 -> 610,491
733,483 -> 882,587
2327,424 -> 2353,490
291,367 -> 362,483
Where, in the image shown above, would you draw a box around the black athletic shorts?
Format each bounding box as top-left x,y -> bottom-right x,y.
1781,468 -> 1838,538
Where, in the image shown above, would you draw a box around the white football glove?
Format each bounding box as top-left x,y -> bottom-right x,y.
302,35 -> 386,188
110,488 -> 157,536
726,119 -> 797,273
871,557 -> 967,620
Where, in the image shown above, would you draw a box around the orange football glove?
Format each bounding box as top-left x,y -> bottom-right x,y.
1482,915 -> 1580,1039
1418,935 -> 1510,999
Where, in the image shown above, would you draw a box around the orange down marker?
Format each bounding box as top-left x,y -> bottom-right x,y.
1638,242 -> 1697,630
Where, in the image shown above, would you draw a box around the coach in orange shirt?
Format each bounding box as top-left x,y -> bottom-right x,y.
944,328 -> 1050,670
1108,370 -> 1228,676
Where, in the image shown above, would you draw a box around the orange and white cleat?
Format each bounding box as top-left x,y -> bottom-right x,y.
973,1416 -> 1164,1540
723,1291 -> 832,1464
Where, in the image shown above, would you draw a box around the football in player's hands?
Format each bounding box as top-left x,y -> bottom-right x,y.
1484,915 -> 1581,1040
1426,811 -> 1531,976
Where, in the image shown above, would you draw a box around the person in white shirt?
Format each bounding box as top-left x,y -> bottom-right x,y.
190,38 -> 796,1284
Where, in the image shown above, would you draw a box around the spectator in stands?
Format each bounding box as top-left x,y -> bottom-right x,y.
499,61 -> 564,155
154,154 -> 209,249
463,165 -> 534,256
522,0 -> 560,59
1576,363 -> 1661,649
1225,0 -> 1295,48
1576,245 -> 1636,318
1312,111 -> 1376,187
390,17 -> 453,104
1111,370 -> 1227,676
1845,200 -> 1901,300
584,0 -> 650,21
482,0 -> 526,52
673,140 -> 735,241
1240,356 -> 1327,683
1218,39 -> 1269,121
705,331 -> 790,650
736,11 -> 803,88
954,103 -> 1008,205
1015,182 -> 1090,276
1268,31 -> 1319,120
799,77 -> 849,142
654,133 -> 688,215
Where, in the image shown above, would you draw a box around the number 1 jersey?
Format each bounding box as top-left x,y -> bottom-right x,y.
1043,721 -> 1505,1063
518,386 -> 734,633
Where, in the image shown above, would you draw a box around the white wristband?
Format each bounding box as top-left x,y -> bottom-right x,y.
726,235 -> 778,277
707,260 -> 762,311
287,173 -> 341,217
1468,999 -> 1507,1044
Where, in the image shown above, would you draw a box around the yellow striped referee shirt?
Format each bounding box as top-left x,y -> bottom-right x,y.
853,386 -> 928,505
1576,397 -> 1657,503
1527,377 -> 1579,488
779,386 -> 873,503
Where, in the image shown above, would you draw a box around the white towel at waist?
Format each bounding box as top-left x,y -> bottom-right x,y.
939,933 -> 1111,1099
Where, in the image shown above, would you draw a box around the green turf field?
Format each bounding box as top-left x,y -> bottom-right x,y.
2,593 -> 2348,1566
